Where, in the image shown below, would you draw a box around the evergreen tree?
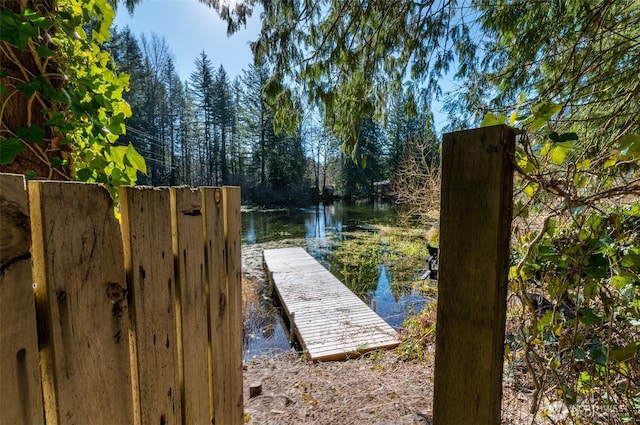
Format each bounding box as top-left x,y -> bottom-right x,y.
163,58 -> 184,185
214,65 -> 234,184
267,129 -> 306,193
239,63 -> 272,190
229,77 -> 245,186
339,116 -> 386,198
189,51 -> 216,185
384,93 -> 439,175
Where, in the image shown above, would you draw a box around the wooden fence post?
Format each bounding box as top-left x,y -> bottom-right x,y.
0,174 -> 44,425
433,125 -> 515,425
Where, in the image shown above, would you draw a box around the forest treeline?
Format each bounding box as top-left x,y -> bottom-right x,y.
108,26 -> 439,204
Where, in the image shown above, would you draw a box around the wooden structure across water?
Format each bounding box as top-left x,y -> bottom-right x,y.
263,247 -> 400,361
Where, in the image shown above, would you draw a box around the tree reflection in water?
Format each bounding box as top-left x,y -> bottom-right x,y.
241,201 -> 430,359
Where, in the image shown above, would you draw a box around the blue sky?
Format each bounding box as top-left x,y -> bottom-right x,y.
113,0 -> 262,81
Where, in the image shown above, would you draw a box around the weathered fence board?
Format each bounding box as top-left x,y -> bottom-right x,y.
223,187 -> 243,424
202,187 -> 244,424
120,186 -> 182,425
202,187 -> 229,423
29,180 -> 134,425
433,125 -> 515,425
171,187 -> 210,425
0,174 -> 44,425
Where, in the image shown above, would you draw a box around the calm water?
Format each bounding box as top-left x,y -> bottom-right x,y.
242,201 -> 428,359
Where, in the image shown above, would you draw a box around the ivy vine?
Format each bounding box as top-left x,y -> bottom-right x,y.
0,0 -> 146,200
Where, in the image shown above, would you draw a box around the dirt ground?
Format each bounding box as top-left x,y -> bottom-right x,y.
240,242 -> 540,425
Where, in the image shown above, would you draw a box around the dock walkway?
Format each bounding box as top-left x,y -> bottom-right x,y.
263,247 -> 400,361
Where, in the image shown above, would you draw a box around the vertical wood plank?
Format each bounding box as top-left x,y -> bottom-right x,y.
202,187 -> 229,424
223,186 -> 243,425
0,174 -> 44,425
433,125 -> 515,425
170,187 -> 210,425
120,186 -> 181,425
28,180 -> 134,425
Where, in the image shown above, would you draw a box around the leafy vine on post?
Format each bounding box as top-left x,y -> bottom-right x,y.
0,0 -> 146,201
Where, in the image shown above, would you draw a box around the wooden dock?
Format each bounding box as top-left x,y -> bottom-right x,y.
263,247 -> 400,361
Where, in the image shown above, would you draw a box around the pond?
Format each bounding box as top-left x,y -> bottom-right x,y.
242,201 -> 430,359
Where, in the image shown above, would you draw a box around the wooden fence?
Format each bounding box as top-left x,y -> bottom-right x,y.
0,174 -> 243,425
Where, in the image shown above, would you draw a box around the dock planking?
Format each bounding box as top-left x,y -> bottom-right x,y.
263,247 -> 400,361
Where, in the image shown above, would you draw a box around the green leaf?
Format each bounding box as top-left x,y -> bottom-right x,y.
579,307 -> 602,325
16,80 -> 41,97
618,133 -> 640,158
569,204 -> 587,216
619,133 -> 640,151
574,347 -> 586,361
611,275 -> 632,290
480,113 -> 504,127
625,204 -> 640,217
50,156 -> 66,168
90,156 -> 108,170
524,183 -> 538,197
548,131 -> 561,143
529,117 -> 548,131
125,143 -> 147,174
539,142 -> 552,156
76,168 -> 94,181
588,342 -> 607,365
609,342 -> 640,363
110,145 -> 127,169
533,101 -> 562,119
16,126 -> 44,145
549,142 -> 572,165
509,111 -> 518,126
106,113 -> 126,135
621,253 -> 640,269
36,46 -> 55,57
0,138 -> 25,164
576,159 -> 590,170
548,132 -> 578,143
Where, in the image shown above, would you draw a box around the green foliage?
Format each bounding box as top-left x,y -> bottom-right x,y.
510,204 -> 640,420
245,0 -> 457,152
0,0 -> 145,198
0,138 -> 24,164
336,115 -> 387,196
497,100 -> 640,419
396,302 -> 437,362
